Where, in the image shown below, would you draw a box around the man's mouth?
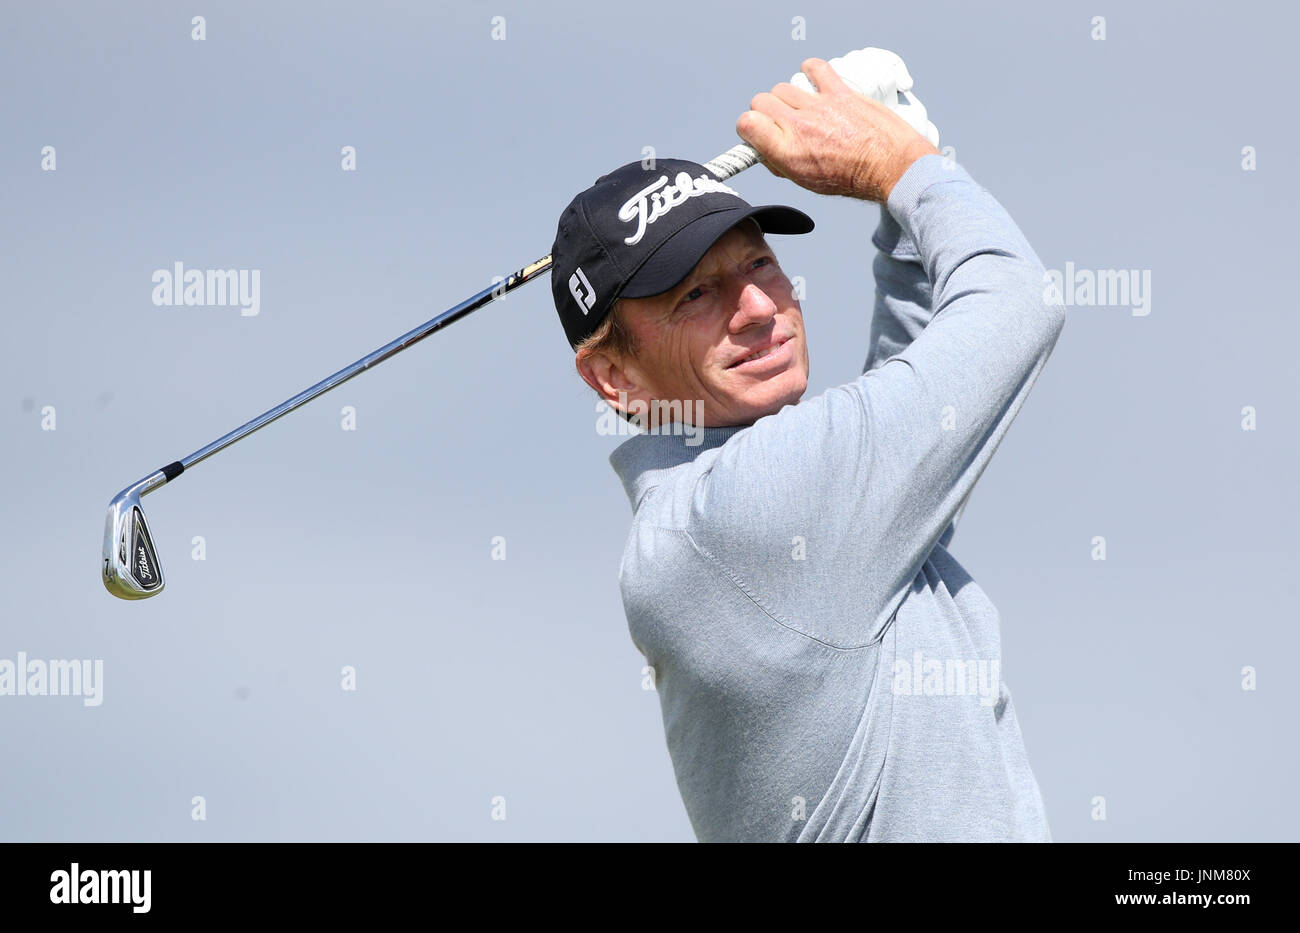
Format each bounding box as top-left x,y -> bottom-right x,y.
727,336 -> 792,370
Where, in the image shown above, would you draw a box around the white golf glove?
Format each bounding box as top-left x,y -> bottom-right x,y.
788,47 -> 940,148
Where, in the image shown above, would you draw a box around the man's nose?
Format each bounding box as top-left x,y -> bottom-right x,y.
729,282 -> 779,332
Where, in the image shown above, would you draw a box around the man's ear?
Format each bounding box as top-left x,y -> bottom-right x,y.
576,348 -> 642,413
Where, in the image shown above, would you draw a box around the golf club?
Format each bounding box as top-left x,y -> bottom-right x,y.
103,44 -> 927,600
101,143 -> 765,599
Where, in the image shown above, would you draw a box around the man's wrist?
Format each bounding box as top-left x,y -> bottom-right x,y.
878,140 -> 942,203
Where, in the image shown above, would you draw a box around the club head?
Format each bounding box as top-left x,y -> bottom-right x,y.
103,482 -> 165,599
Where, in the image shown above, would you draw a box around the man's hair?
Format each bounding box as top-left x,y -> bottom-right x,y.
574,299 -> 642,423
574,298 -> 639,363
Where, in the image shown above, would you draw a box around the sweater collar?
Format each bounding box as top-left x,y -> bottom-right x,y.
609,422 -> 749,511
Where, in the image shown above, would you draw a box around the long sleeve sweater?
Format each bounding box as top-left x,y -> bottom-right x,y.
608,153 -> 1067,842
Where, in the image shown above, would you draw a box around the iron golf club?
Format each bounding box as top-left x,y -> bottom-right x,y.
102,143 -> 765,599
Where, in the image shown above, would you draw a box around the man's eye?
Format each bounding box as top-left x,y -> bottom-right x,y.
677,261 -> 772,309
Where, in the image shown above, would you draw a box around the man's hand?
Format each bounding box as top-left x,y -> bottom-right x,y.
737,58 -> 941,204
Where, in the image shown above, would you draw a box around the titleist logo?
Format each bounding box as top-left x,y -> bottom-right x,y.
135,546 -> 152,580
618,171 -> 740,246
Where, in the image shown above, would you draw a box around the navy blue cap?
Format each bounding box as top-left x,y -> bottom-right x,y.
550,159 -> 814,350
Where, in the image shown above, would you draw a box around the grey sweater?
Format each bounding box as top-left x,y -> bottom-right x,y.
609,154 -> 1066,842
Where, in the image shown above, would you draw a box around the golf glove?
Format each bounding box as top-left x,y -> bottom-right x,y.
789,47 -> 940,148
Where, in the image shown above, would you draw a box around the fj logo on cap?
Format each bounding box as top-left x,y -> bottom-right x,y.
569,267 -> 596,313
618,171 -> 741,246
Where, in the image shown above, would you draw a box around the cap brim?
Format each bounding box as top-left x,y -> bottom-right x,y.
617,205 -> 814,300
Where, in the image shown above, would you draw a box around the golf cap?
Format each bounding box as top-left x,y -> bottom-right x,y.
550,158 -> 814,350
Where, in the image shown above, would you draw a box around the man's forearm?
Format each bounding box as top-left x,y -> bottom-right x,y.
864,206 -> 936,374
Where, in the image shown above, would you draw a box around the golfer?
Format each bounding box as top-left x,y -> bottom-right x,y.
549,58 -> 1066,842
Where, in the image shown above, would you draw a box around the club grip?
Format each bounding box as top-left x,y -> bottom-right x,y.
703,143 -> 762,180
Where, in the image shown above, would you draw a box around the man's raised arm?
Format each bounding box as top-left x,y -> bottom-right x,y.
677,59 -> 1067,646
865,207 -> 934,373
866,198 -> 973,546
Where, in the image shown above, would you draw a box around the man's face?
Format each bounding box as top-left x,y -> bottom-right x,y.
579,219 -> 810,427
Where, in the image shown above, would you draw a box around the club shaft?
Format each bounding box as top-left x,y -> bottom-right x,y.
142,142 -> 763,492
176,254 -> 552,476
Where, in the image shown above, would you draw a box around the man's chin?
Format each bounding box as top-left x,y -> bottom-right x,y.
721,377 -> 807,424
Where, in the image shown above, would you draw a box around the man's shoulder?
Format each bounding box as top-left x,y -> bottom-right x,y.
610,432 -> 734,530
